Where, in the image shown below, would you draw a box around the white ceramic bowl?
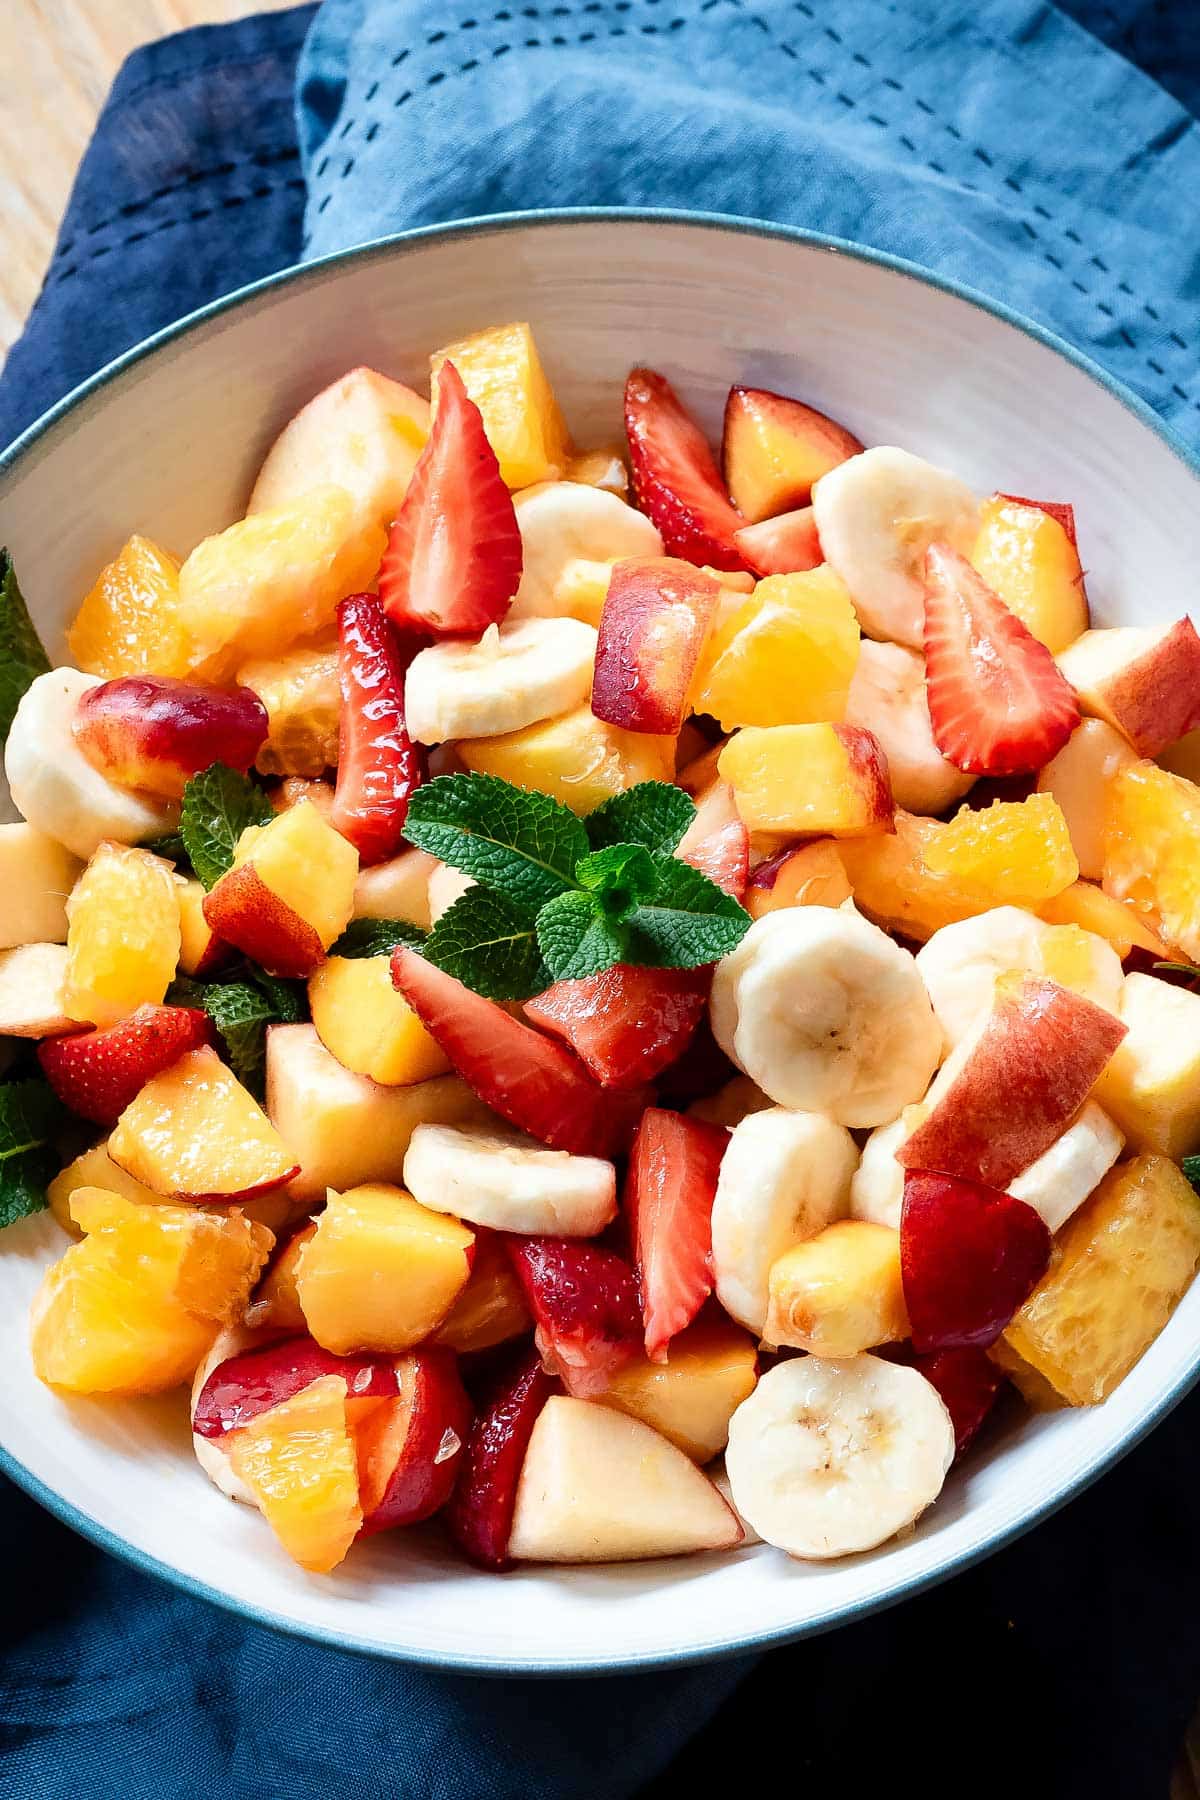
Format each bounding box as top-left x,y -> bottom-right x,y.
3,212 -> 1200,1675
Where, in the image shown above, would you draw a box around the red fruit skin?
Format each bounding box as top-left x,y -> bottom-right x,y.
72,676 -> 268,800
523,964 -> 707,1089
507,1236 -> 642,1398
378,360 -> 522,636
193,1335 -> 398,1438
591,558 -> 721,735
900,1169 -> 1052,1354
626,1107 -> 727,1361
677,783 -> 751,900
624,368 -> 748,572
995,493 -> 1079,550
38,1004 -> 215,1127
202,863 -> 325,979
733,506 -> 823,577
331,593 -> 426,866
923,541 -> 1080,776
391,947 -> 649,1156
722,386 -> 863,517
911,1345 -> 1006,1458
444,1345 -> 557,1571
358,1347 -> 473,1535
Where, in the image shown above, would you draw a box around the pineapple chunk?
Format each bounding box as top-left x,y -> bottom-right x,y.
459,706 -> 674,813
308,955 -> 450,1086
764,1220 -> 908,1356
431,321 -> 572,489
691,567 -> 860,730
1103,760 -> 1200,959
238,635 -> 341,778
1095,974 -> 1200,1159
228,1375 -> 362,1573
65,843 -> 181,1027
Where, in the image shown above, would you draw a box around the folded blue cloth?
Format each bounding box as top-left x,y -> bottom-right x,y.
2,6 -> 1200,1799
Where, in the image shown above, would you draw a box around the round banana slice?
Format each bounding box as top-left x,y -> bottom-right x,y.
710,908 -> 943,1127
843,638 -> 974,815
725,1354 -> 955,1559
403,1123 -> 617,1236
811,446 -> 979,648
510,481 -> 663,619
711,1106 -> 858,1334
849,1115 -> 911,1230
915,907 -> 1123,1048
404,618 -> 597,745
5,669 -> 180,860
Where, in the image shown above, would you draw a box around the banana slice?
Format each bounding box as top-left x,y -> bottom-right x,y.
811,446 -> 979,649
844,639 -> 974,815
5,669 -> 180,860
404,618 -> 597,744
725,1353 -> 955,1559
509,481 -> 663,619
849,1115 -> 911,1230
711,1106 -> 858,1334
190,1326 -> 259,1506
403,1123 -> 617,1236
915,907 -> 1123,1049
710,907 -> 943,1127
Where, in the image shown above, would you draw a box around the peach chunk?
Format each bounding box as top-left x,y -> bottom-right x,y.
1057,620 -> 1200,759
434,1229 -> 532,1353
237,635 -> 341,779
430,321 -> 572,489
352,848 -> 436,929
203,798 -> 358,979
72,676 -> 268,800
1095,973 -> 1200,1159
245,1222 -> 316,1334
308,955 -> 450,1086
591,558 -> 721,735
721,385 -> 863,523
109,1045 -> 300,1200
68,534 -> 191,681
65,843 -> 181,1028
746,840 -> 851,917
765,1221 -> 908,1356
598,1316 -> 758,1462
175,876 -> 227,978
691,567 -> 860,731
970,494 -> 1088,655
459,706 -> 675,814
296,1184 -> 474,1354
719,724 -> 893,836
228,1375 -> 363,1573
1036,719 -> 1138,881
1102,760 -> 1200,959
46,1140 -> 162,1236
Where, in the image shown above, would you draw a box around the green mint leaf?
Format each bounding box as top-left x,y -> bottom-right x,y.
585,782 -> 695,856
403,773 -> 588,908
575,843 -> 658,919
142,831 -> 190,869
1183,1156 -> 1200,1194
626,855 -> 752,969
423,887 -> 548,1001
0,1079 -> 66,1230
166,974 -> 208,1009
0,550 -> 52,746
180,763 -> 275,890
202,981 -> 279,1097
250,970 -> 306,1023
331,917 -> 428,959
536,890 -> 629,982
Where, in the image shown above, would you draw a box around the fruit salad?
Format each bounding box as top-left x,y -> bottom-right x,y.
4,322 -> 1200,1580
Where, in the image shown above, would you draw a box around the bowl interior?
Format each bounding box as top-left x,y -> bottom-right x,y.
2,215 -> 1199,1672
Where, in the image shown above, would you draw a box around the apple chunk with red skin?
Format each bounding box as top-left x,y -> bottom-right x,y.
193,1333 -> 398,1437
591,557 -> 721,735
73,676 -> 268,800
356,1346 -> 473,1534
900,1170 -> 1051,1354
1056,618 -> 1200,758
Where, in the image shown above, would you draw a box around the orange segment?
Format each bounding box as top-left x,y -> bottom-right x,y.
65,843 -> 181,1027
108,1045 -> 299,1199
691,567 -> 860,730
431,321 -> 572,489
228,1375 -> 362,1573
1038,880 -> 1166,959
1103,760 -> 1200,958
68,535 -> 191,679
919,794 -> 1078,906
238,635 -> 341,778
970,495 -> 1088,655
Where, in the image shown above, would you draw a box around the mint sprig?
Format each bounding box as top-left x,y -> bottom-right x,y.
0,550 -> 51,745
180,763 -> 275,890
173,967 -> 306,1097
0,1079 -> 66,1230
403,773 -> 588,909
584,782 -> 694,855
424,888 -> 549,1000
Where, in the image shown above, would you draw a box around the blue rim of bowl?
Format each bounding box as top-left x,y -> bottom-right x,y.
2,207 -> 1200,1678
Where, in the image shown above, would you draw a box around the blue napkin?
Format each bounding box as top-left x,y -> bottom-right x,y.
3,5 -> 1200,1797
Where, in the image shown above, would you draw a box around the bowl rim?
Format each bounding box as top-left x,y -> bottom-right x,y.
3,205 -> 1200,1677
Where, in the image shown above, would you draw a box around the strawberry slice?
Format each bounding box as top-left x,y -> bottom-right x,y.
733,505 -> 823,576
378,360 -> 522,636
626,1107 -> 727,1360
923,542 -> 1079,775
193,1335 -> 397,1438
444,1345 -> 557,1570
624,368 -> 748,572
390,948 -> 649,1156
996,492 -> 1079,549
523,964 -> 707,1089
506,1236 -> 642,1397
331,593 -> 426,866
38,1004 -> 213,1127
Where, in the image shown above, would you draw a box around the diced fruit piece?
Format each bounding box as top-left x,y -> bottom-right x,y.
264,1022 -> 487,1199
404,1123 -> 616,1236
30,1189 -> 271,1394
109,1045 -> 299,1199
72,675 -> 268,800
175,876 -> 227,978
426,860 -> 474,923
722,385 -> 863,523
691,567 -> 859,731
68,534 -> 190,680
46,1140 -> 162,1236
296,1183 -> 473,1354
228,1375 -> 362,1573
898,974 -> 1126,1191
718,723 -> 893,836
457,704 -> 674,813
38,1003 -> 213,1127
431,321 -> 572,490
1038,879 -> 1166,959
391,947 -> 648,1155
1057,620 -> 1200,758
1102,760 -> 1200,958
0,825 -> 82,950
245,1222 -> 316,1334
919,793 -> 1078,906
900,1170 -> 1050,1353
986,1334 -> 1066,1412
523,963 -> 707,1088
405,617 -> 596,744
969,493 -> 1088,655
565,448 -> 628,494
510,481 -> 661,620
1007,1102 -> 1124,1235
591,558 -> 720,735
309,954 -> 449,1086
434,1229 -> 532,1353
203,799 -> 358,978
923,542 -> 1079,775
64,842 -> 181,1028
352,847 -> 436,928
507,1395 -> 742,1562
1036,718 -> 1138,881
907,1345 -> 1005,1456
746,839 -> 851,917
598,1315 -> 758,1462
238,635 -> 341,778
193,1333 -> 396,1436
507,1236 -> 642,1398
733,506 -> 823,576
444,1346 -> 557,1569
1003,1154 -> 1200,1405
675,782 -> 750,899
0,943 -> 74,1037
765,1221 -> 908,1356
844,639 -> 974,816
915,906 -> 1122,1050
1095,972 -> 1200,1158
626,1108 -> 726,1360
272,776 -> 335,818
357,1347 -> 473,1533
624,368 -> 746,572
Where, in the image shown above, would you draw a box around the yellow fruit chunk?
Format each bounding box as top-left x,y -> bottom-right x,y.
746,839 -> 851,918
65,842 -> 181,1027
246,1222 -> 316,1335
174,875 -> 223,978
718,723 -> 892,837
1037,879 -> 1166,959
297,1184 -> 474,1354
31,1188 -> 271,1394
920,794 -> 1078,907
765,1220 -> 909,1356
839,810 -> 985,939
1103,760 -> 1200,959
215,798 -> 359,957
353,848 -> 435,929
238,635 -> 341,778
459,706 -> 674,813
1036,718 -> 1137,882
308,955 -> 450,1086
1095,973 -> 1200,1159
178,486 -> 385,673
68,535 -> 191,679
599,1317 -> 758,1462
987,1336 -> 1067,1412
565,448 -> 628,494
431,321 -> 572,489
970,495 -> 1088,655
109,1045 -> 300,1199
692,567 -> 860,730
228,1375 -> 362,1573
47,1141 -> 162,1236
1002,1155 -> 1200,1405
434,1230 -> 531,1353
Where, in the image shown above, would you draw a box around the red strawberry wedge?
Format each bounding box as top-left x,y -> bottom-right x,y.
733,506 -> 824,577
900,1169 -> 1052,1354
444,1346 -> 557,1570
624,368 -> 748,572
390,948 -> 650,1156
626,1108 -> 727,1361
923,542 -> 1079,775
523,964 -> 708,1089
331,593 -> 426,866
38,1004 -> 214,1127
507,1236 -> 642,1397
910,1345 -> 1006,1458
378,360 -> 522,636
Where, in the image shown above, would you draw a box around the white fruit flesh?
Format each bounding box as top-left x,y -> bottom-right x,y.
189,1326 -> 261,1507
849,1116 -> 911,1230
843,639 -> 973,815
0,943 -> 75,1036
509,481 -> 663,619
0,823 -> 83,950
404,618 -> 597,744
404,1124 -> 616,1236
